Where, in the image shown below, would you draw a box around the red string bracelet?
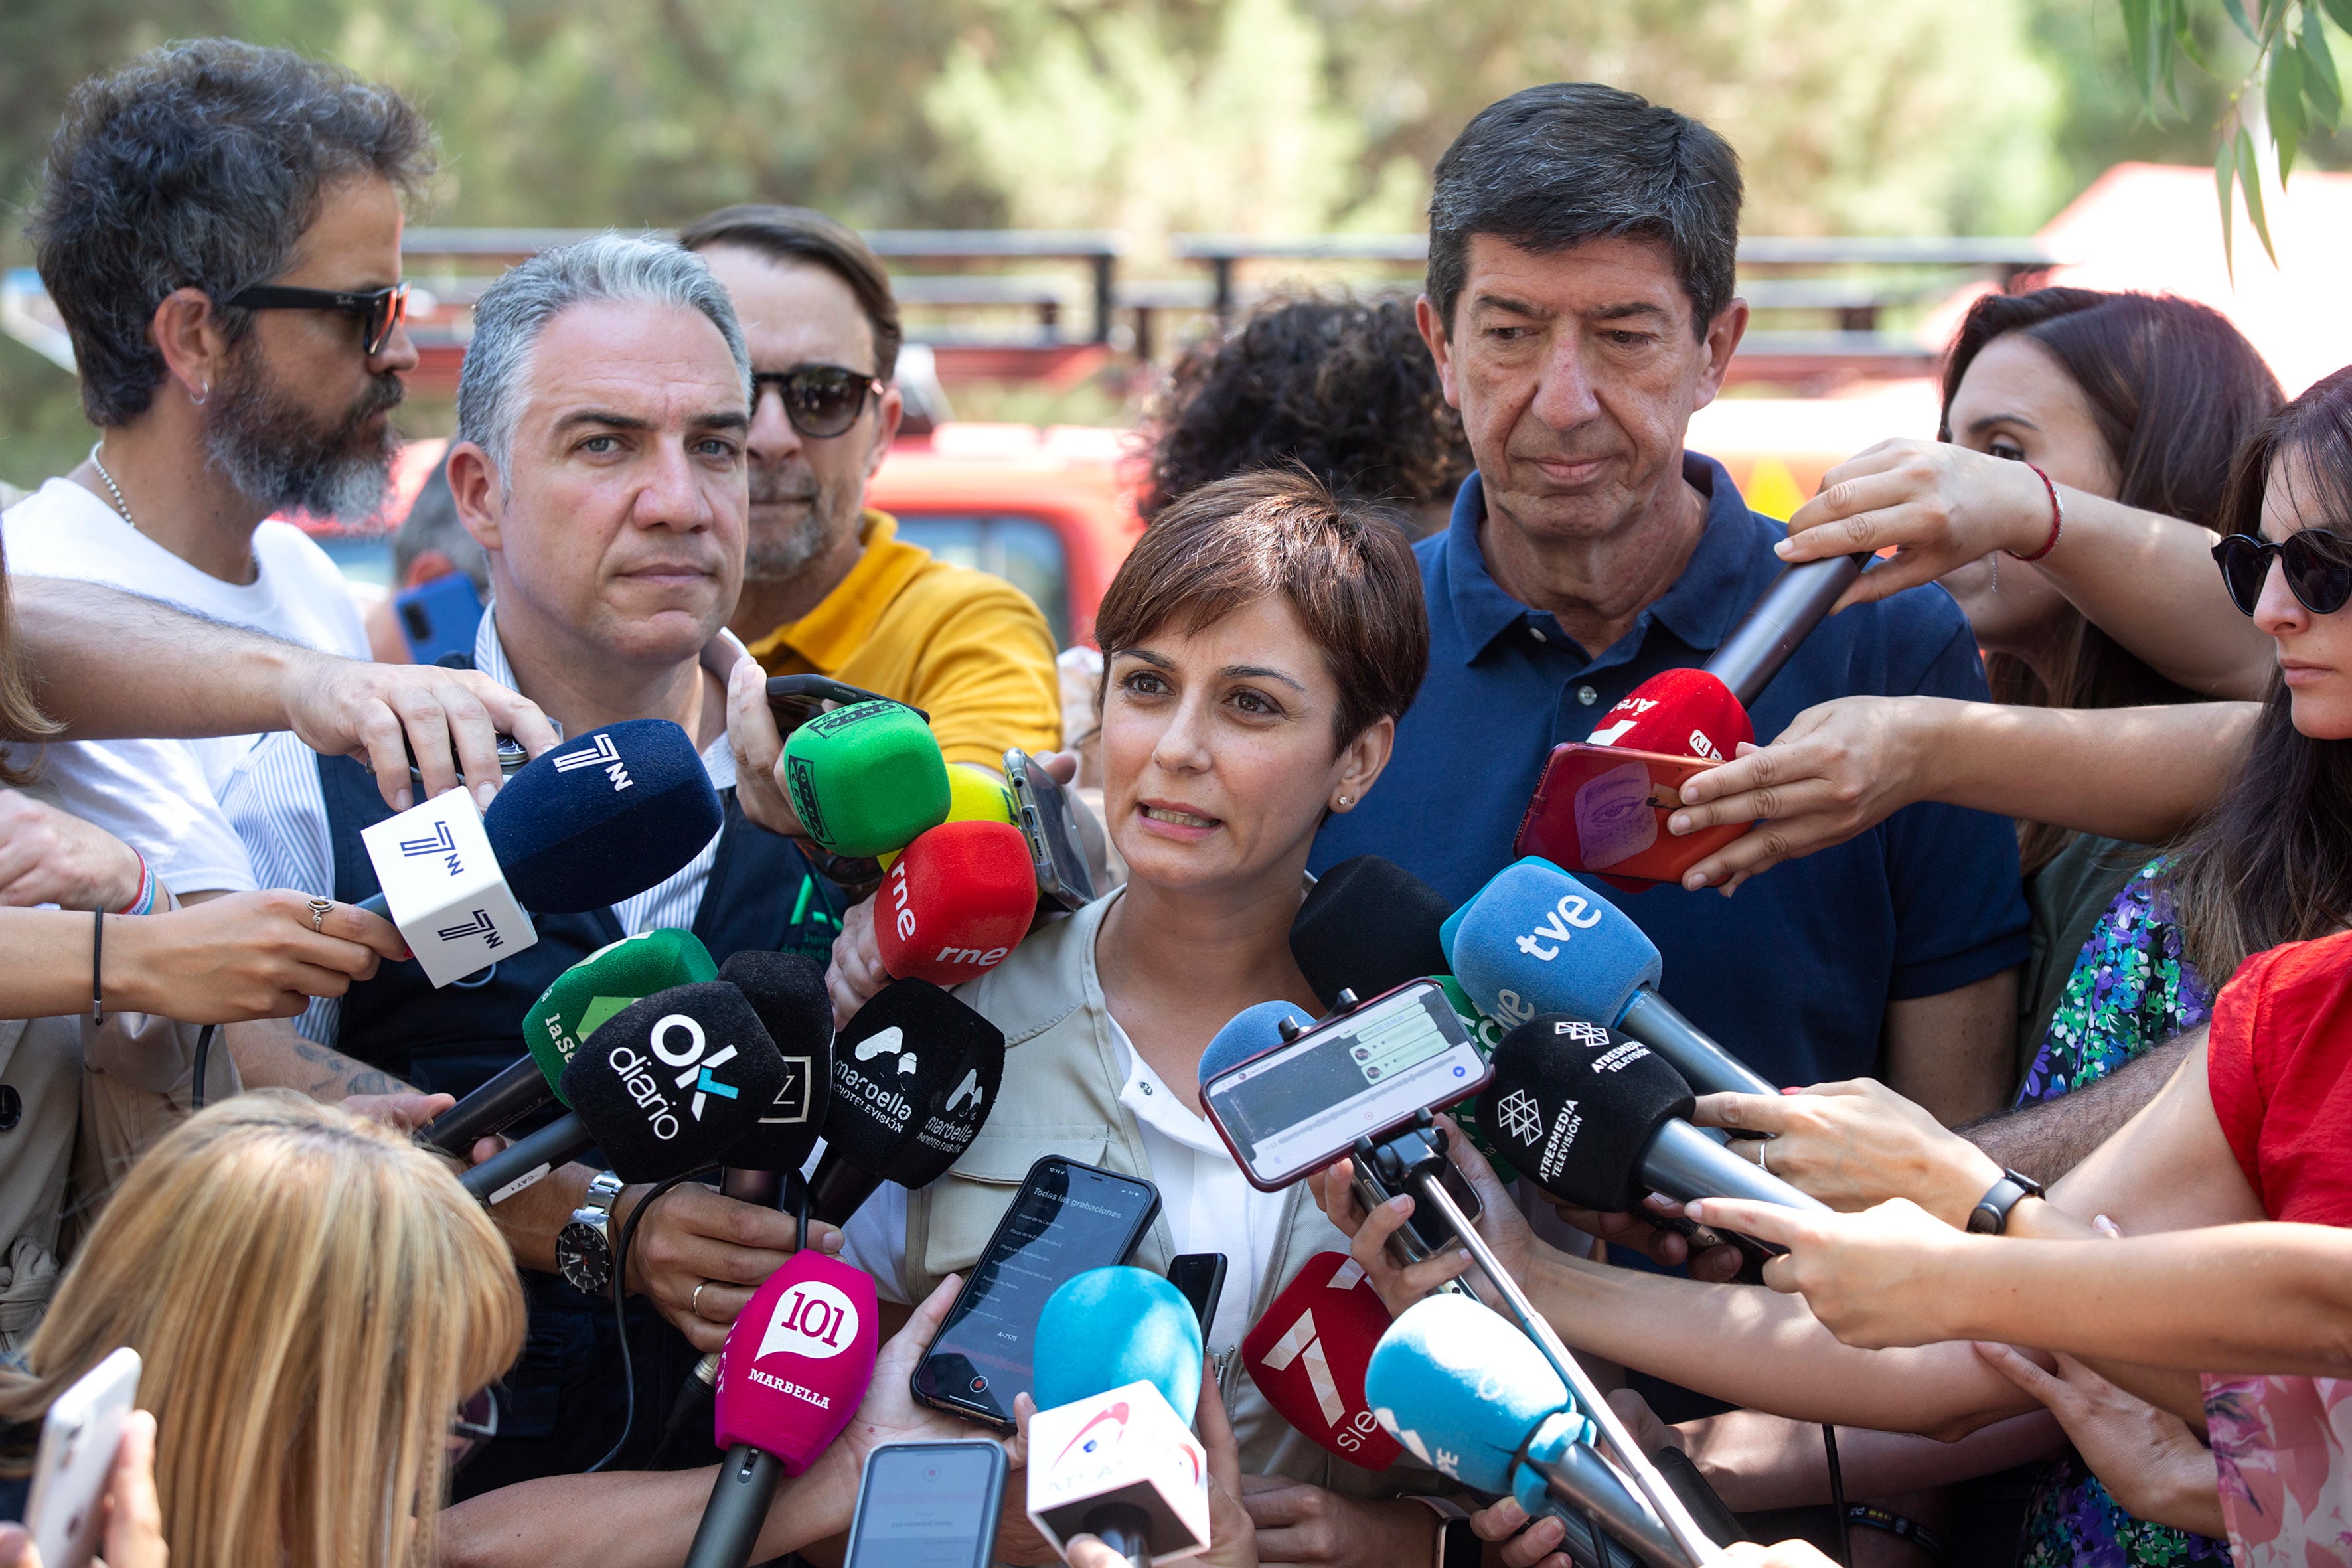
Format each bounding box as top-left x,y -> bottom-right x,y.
2008,463 -> 2064,562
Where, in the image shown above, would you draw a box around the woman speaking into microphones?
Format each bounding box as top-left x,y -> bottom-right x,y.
822,469 -> 1474,1564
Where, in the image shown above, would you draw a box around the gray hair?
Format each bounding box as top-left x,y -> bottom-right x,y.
455,233 -> 751,479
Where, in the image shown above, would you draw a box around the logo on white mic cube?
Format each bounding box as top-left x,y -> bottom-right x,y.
361,789 -> 536,986
1026,1380 -> 1210,1565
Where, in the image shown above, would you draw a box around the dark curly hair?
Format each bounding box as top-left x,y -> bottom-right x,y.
1143,295 -> 1472,532
29,39 -> 435,426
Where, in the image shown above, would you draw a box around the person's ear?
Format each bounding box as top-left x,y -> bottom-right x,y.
1328,715 -> 1395,815
864,384 -> 903,483
1416,295 -> 1460,410
445,443 -> 505,553
149,287 -> 233,408
402,548 -> 459,589
1691,298 -> 1750,413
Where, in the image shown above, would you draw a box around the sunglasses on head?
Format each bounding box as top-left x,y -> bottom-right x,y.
222,281 -> 410,356
2213,531 -> 2352,616
752,364 -> 885,440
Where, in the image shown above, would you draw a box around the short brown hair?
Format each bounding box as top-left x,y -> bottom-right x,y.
678,204 -> 902,382
1093,469 -> 1428,745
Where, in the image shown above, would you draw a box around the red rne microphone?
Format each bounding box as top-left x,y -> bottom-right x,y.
1583,666 -> 1753,763
685,1253 -> 880,1568
874,819 -> 1038,986
1242,1253 -> 1403,1471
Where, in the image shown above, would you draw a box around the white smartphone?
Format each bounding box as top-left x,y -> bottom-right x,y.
24,1347 -> 141,1568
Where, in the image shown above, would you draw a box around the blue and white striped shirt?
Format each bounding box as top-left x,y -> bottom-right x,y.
222,608 -> 747,1044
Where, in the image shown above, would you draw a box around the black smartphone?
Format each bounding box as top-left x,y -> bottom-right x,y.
1004,747 -> 1097,911
842,1441 -> 1010,1568
911,1156 -> 1160,1431
1168,1252 -> 1227,1338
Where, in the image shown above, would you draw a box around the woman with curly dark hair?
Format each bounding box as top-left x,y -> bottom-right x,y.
1144,295 -> 1472,534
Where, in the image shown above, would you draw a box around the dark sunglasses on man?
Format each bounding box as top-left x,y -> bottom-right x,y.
222,280 -> 411,356
2213,530 -> 2352,617
752,363 -> 886,440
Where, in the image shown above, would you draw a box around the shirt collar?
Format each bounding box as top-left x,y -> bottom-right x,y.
742,510 -> 925,672
475,604 -> 743,789
1108,1016 -> 1231,1156
1436,451 -> 1770,664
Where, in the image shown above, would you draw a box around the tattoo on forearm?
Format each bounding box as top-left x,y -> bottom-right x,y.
287,1034 -> 416,1101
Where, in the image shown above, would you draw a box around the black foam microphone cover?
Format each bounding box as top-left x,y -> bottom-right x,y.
558,981 -> 787,1183
1482,1016 -> 1694,1212
1291,855 -> 1453,1010
809,977 -> 1007,1225
483,718 -> 724,913
714,951 -> 836,1174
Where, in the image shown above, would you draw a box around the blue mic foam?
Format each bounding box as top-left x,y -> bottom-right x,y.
1447,859 -> 1660,1031
1437,855 -> 1564,969
1032,1266 -> 1204,1423
1197,1000 -> 1315,1087
1365,1294 -> 1574,1494
483,718 -> 723,913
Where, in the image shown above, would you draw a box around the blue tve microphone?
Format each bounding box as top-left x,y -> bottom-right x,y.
1027,1267 -> 1212,1565
1367,1295 -> 1683,1568
1197,1000 -> 1315,1085
1442,858 -> 1778,1099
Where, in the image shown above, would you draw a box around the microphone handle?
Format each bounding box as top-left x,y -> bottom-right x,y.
1705,554 -> 1867,708
683,1442 -> 786,1568
806,1156 -> 884,1229
1614,990 -> 1778,1099
1081,1502 -> 1153,1568
1526,1443 -> 1688,1568
1640,1119 -> 1831,1216
459,1112 -> 593,1204
420,1056 -> 556,1157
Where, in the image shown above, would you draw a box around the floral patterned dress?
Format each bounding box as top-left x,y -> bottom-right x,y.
2013,858 -> 2232,1568
2206,1373 -> 2352,1564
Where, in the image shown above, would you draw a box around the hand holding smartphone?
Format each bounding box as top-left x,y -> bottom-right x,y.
842,1441 -> 1010,1568
24,1348 -> 141,1568
1513,742 -> 1748,888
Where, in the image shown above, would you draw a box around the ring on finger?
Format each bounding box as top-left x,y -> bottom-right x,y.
690,1280 -> 712,1317
1759,1138 -> 1774,1177
306,896 -> 334,933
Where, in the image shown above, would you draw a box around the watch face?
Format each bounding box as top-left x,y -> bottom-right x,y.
557,1220 -> 612,1293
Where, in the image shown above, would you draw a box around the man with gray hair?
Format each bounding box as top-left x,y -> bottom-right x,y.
224,232 -> 846,1489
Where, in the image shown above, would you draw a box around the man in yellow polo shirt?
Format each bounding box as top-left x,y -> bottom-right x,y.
683,204 -> 1061,774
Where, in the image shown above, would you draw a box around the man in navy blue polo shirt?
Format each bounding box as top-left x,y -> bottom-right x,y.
1313,82 -> 2027,1121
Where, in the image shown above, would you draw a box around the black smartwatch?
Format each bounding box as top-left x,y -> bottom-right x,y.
1966,1168 -> 2045,1235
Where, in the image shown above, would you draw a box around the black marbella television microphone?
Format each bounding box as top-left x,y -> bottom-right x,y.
459,981 -> 788,1204
1482,1014 -> 1825,1219
805,979 -> 1007,1226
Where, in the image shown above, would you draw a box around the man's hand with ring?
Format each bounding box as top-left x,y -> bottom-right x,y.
621,1182 -> 848,1351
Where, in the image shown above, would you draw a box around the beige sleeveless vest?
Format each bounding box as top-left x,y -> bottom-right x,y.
905,890 -> 1405,1494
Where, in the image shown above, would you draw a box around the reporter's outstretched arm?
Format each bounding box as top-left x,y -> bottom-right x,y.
1668,698 -> 2256,892
439,1274 -> 1012,1568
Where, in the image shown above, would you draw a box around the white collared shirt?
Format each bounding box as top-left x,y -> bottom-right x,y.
221,606 -> 746,1044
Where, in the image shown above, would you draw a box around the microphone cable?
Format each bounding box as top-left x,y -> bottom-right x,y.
1823,1423 -> 1850,1567
586,1168 -> 710,1474
190,1024 -> 217,1111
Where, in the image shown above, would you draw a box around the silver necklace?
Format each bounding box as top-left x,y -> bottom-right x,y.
86,441 -> 137,532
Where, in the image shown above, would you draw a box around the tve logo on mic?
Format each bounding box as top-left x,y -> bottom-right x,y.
360,788 -> 536,985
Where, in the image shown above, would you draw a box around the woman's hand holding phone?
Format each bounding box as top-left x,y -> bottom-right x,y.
5,1409 -> 166,1568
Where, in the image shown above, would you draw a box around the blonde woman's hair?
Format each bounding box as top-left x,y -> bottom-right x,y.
0,537 -> 63,783
0,1091 -> 524,1568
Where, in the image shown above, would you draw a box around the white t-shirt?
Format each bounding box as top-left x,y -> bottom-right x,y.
838,1015 -> 1293,1356
0,477 -> 370,894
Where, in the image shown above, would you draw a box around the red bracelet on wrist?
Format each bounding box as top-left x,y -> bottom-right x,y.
2007,463 -> 2064,562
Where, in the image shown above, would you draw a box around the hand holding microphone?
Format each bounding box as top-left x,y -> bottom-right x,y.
1691,1077 -> 2009,1228
1051,1373 -> 1258,1568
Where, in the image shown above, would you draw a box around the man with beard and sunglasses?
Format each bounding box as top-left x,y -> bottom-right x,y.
677,207 -> 1063,813
4,40 -> 428,909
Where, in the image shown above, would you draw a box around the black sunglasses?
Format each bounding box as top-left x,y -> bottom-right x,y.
222,281 -> 410,356
752,364 -> 885,439
2214,531 -> 2352,616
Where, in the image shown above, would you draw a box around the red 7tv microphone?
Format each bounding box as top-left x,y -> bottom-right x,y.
1240,1252 -> 1403,1471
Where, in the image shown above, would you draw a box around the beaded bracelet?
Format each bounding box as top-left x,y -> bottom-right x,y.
2007,462 -> 2064,562
1847,1504 -> 1945,1561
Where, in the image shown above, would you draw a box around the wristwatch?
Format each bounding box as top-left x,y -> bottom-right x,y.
557,1170 -> 626,1293
1966,1167 -> 2045,1235
1408,1496 -> 1478,1568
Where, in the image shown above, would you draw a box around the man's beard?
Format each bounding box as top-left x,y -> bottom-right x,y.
202,343 -> 404,520
745,460 -> 861,580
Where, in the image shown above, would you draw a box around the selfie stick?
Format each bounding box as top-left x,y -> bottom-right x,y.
1362,1119 -> 1721,1568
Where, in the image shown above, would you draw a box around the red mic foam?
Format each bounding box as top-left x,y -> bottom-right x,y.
713,1250 -> 878,1474
1241,1252 -> 1403,1470
874,819 -> 1038,986
1584,668 -> 1753,763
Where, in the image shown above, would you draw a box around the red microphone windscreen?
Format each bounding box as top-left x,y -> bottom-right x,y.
874,819 -> 1037,986
713,1250 -> 879,1474
1584,668 -> 1753,763
1241,1252 -> 1403,1470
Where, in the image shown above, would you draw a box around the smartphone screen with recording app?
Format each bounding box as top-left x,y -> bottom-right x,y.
1512,742 -> 1747,887
911,1156 -> 1160,1432
843,1441 -> 1009,1568
1202,980 -> 1489,1192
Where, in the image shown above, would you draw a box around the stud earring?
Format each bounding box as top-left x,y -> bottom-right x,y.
189,379 -> 209,408
1335,794 -> 1355,809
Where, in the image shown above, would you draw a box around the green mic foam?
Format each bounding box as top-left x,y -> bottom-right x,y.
781,700 -> 951,858
520,927 -> 718,1105
1439,975 -> 1518,1184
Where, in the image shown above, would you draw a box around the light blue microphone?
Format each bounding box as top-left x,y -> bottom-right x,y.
1196,1000 -> 1316,1087
1441,858 -> 1777,1099
1033,1265 -> 1204,1421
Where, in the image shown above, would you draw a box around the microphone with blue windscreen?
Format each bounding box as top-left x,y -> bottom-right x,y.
1196,1000 -> 1315,1085
1443,858 -> 1778,1099
1026,1267 -> 1213,1568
